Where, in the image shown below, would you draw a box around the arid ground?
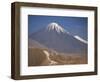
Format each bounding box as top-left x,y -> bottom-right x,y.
28,48 -> 87,66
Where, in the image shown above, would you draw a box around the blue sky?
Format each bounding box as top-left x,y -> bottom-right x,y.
28,15 -> 88,40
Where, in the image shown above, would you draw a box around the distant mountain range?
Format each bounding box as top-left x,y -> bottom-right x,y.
29,22 -> 87,53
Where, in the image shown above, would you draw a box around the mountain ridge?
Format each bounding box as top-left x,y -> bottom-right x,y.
29,22 -> 87,54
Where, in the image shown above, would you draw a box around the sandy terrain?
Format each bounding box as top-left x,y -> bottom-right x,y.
28,48 -> 87,66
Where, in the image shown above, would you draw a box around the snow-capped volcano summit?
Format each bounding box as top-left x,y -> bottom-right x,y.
47,22 -> 66,33
29,22 -> 87,53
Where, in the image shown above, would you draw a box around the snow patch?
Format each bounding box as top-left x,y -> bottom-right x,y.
74,35 -> 87,44
47,22 -> 66,33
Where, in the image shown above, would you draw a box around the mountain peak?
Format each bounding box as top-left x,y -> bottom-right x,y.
47,22 -> 66,33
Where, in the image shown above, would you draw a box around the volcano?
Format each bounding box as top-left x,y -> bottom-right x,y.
29,22 -> 87,54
